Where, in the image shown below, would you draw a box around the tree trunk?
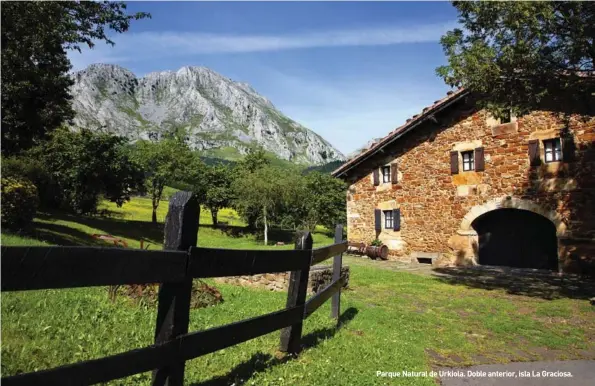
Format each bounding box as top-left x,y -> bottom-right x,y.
263,206 -> 268,246
211,209 -> 218,227
151,181 -> 158,224
152,199 -> 158,223
151,182 -> 164,224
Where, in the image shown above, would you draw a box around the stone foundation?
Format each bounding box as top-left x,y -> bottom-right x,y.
559,239 -> 595,276
215,265 -> 350,294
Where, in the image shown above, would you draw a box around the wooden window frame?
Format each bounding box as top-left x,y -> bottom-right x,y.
383,210 -> 393,229
381,166 -> 391,183
543,138 -> 562,163
462,151 -> 474,171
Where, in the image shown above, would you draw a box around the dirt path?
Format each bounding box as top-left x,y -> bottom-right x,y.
343,254 -> 436,276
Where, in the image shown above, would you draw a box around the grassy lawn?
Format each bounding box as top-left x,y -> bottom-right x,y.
1,196 -> 594,385
5,195 -> 334,251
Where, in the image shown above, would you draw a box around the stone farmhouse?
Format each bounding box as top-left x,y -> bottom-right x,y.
332,88 -> 595,275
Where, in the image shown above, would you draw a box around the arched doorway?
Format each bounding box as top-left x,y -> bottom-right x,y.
471,208 -> 559,271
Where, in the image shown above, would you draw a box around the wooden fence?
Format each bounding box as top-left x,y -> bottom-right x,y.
0,191 -> 347,386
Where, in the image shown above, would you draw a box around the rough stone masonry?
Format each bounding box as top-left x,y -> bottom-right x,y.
216,265 -> 350,294
334,91 -> 594,275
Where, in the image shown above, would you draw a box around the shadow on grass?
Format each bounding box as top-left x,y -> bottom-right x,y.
25,211 -> 331,248
21,222 -> 109,246
216,225 -> 329,245
190,307 -> 359,386
33,211 -> 165,246
432,266 -> 595,300
254,228 -> 296,244
208,224 -> 251,239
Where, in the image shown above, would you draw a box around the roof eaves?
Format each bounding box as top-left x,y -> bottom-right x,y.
332,88 -> 469,178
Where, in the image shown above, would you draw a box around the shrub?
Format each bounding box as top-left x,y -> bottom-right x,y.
370,239 -> 383,247
32,128 -> 144,215
1,155 -> 61,208
1,177 -> 39,230
109,280 -> 224,309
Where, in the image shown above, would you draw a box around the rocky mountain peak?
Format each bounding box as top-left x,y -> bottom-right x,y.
69,64 -> 345,165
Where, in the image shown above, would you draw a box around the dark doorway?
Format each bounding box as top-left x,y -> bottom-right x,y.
471,209 -> 558,271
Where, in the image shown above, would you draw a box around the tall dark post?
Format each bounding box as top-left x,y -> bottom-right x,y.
331,224 -> 343,320
152,191 -> 199,386
280,231 -> 312,355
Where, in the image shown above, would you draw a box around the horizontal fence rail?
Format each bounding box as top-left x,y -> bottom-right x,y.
2,243 -> 348,292
0,247 -> 188,291
0,191 -> 348,386
304,275 -> 348,319
188,247 -> 312,278
179,305 -> 304,359
2,339 -> 180,386
311,241 -> 348,265
0,246 -> 318,292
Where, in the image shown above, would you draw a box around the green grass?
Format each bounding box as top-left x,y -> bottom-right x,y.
0,232 -> 50,247
202,146 -> 246,162
5,195 -> 333,251
202,145 -> 304,169
2,197 -> 594,385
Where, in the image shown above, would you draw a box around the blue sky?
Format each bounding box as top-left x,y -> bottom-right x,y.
69,1 -> 460,155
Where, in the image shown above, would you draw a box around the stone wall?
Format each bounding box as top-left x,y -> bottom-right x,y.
215,265 -> 350,294
345,98 -> 595,274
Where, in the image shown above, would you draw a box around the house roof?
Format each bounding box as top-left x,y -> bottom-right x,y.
332,87 -> 470,178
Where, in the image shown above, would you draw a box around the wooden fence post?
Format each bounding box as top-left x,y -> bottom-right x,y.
279,231 -> 312,355
331,224 -> 343,320
152,191 -> 199,386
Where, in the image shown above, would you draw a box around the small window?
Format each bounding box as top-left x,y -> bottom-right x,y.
544,138 -> 561,163
383,210 -> 393,229
381,166 -> 391,183
462,151 -> 474,171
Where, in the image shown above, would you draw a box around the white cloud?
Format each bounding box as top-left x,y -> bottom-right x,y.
144,22 -> 454,53
67,21 -> 456,70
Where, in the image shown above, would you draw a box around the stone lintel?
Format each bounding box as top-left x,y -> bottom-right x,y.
491,122 -> 518,136
452,140 -> 483,152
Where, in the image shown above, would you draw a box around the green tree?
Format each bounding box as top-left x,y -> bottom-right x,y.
1,1 -> 149,154
232,166 -> 287,245
32,128 -> 143,214
133,138 -> 197,223
232,147 -> 271,229
203,164 -> 234,226
304,172 -> 347,231
275,171 -> 347,232
437,1 -> 595,117
237,147 -> 270,173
